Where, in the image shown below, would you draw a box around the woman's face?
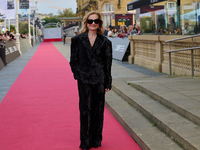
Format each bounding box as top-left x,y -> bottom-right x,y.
87,14 -> 100,32
129,27 -> 133,31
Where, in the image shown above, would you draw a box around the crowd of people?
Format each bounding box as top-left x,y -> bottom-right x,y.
0,31 -> 16,43
0,31 -> 30,44
153,27 -> 182,35
103,24 -> 144,38
70,24 -> 144,38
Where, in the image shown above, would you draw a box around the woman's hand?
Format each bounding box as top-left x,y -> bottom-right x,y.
105,88 -> 110,92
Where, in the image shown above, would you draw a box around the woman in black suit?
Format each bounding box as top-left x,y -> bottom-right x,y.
70,11 -> 112,150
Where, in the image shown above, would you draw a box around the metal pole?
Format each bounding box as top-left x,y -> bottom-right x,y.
8,17 -> 10,31
4,18 -> 6,32
191,37 -> 194,77
36,25 -> 38,42
169,52 -> 172,76
169,42 -> 172,75
32,0 -> 35,46
191,50 -> 194,77
16,0 -> 21,55
28,8 -> 31,46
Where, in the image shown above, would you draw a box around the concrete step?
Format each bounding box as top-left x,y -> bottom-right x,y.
111,80 -> 200,150
129,80 -> 200,127
105,90 -> 183,150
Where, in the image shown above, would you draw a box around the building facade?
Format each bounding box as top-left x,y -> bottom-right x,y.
76,0 -> 136,29
127,0 -> 200,35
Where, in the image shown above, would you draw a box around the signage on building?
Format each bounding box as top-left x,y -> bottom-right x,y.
150,0 -> 158,4
127,0 -> 165,11
7,0 -> 14,9
19,0 -> 29,9
140,5 -> 164,14
115,14 -> 133,29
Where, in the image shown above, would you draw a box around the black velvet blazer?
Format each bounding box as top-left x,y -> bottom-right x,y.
70,32 -> 112,90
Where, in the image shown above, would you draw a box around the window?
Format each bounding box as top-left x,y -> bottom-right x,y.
102,3 -> 114,27
102,3 -> 114,12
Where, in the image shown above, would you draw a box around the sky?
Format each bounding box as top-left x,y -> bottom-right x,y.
19,0 -> 76,15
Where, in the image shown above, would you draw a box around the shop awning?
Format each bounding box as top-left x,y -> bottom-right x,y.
127,0 -> 166,11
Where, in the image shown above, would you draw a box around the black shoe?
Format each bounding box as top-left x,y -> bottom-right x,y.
79,146 -> 90,150
92,141 -> 101,148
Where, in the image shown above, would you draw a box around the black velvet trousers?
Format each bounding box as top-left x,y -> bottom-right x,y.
78,80 -> 105,149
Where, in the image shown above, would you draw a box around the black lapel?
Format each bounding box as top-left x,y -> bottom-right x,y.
91,34 -> 104,52
79,32 -> 91,51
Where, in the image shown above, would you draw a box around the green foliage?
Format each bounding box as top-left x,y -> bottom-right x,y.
57,8 -> 76,18
42,17 -> 61,26
19,23 -> 28,34
10,25 -> 16,32
0,13 -> 4,22
140,17 -> 152,31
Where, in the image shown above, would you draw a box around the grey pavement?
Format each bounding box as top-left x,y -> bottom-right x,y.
0,43 -> 40,102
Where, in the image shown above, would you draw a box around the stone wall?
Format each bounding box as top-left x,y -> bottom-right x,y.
128,35 -> 200,76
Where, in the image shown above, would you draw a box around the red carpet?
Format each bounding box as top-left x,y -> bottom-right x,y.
0,42 -> 141,150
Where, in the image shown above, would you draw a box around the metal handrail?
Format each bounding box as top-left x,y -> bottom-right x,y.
165,34 -> 200,77
165,34 -> 200,43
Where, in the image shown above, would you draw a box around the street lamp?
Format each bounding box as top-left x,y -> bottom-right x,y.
16,0 -> 21,54
117,0 -> 121,9
32,0 -> 35,46
28,6 -> 31,45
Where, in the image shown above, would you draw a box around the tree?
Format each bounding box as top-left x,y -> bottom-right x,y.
0,13 -> 4,22
57,8 -> 76,18
19,23 -> 28,34
10,25 -> 16,32
42,17 -> 61,26
48,13 -> 54,17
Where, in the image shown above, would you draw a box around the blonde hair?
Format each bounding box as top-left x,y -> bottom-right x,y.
80,11 -> 104,35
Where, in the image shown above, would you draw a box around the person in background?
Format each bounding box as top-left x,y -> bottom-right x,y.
0,34 -> 4,43
107,26 -> 112,37
136,25 -> 143,35
63,32 -> 66,45
20,33 -> 26,39
10,32 -> 16,40
102,26 -> 108,36
127,25 -> 137,35
118,25 -> 124,33
118,26 -> 128,38
112,28 -> 118,37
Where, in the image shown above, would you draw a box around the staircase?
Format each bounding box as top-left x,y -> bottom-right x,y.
105,78 -> 200,150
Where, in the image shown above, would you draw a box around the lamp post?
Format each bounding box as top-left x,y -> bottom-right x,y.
16,0 -> 21,55
4,17 -> 6,32
117,0 -> 121,9
32,0 -> 35,46
28,7 -> 31,45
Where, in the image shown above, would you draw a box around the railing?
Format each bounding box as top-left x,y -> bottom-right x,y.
165,34 -> 200,77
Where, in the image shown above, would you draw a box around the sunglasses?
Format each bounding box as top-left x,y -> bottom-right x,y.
87,19 -> 101,24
